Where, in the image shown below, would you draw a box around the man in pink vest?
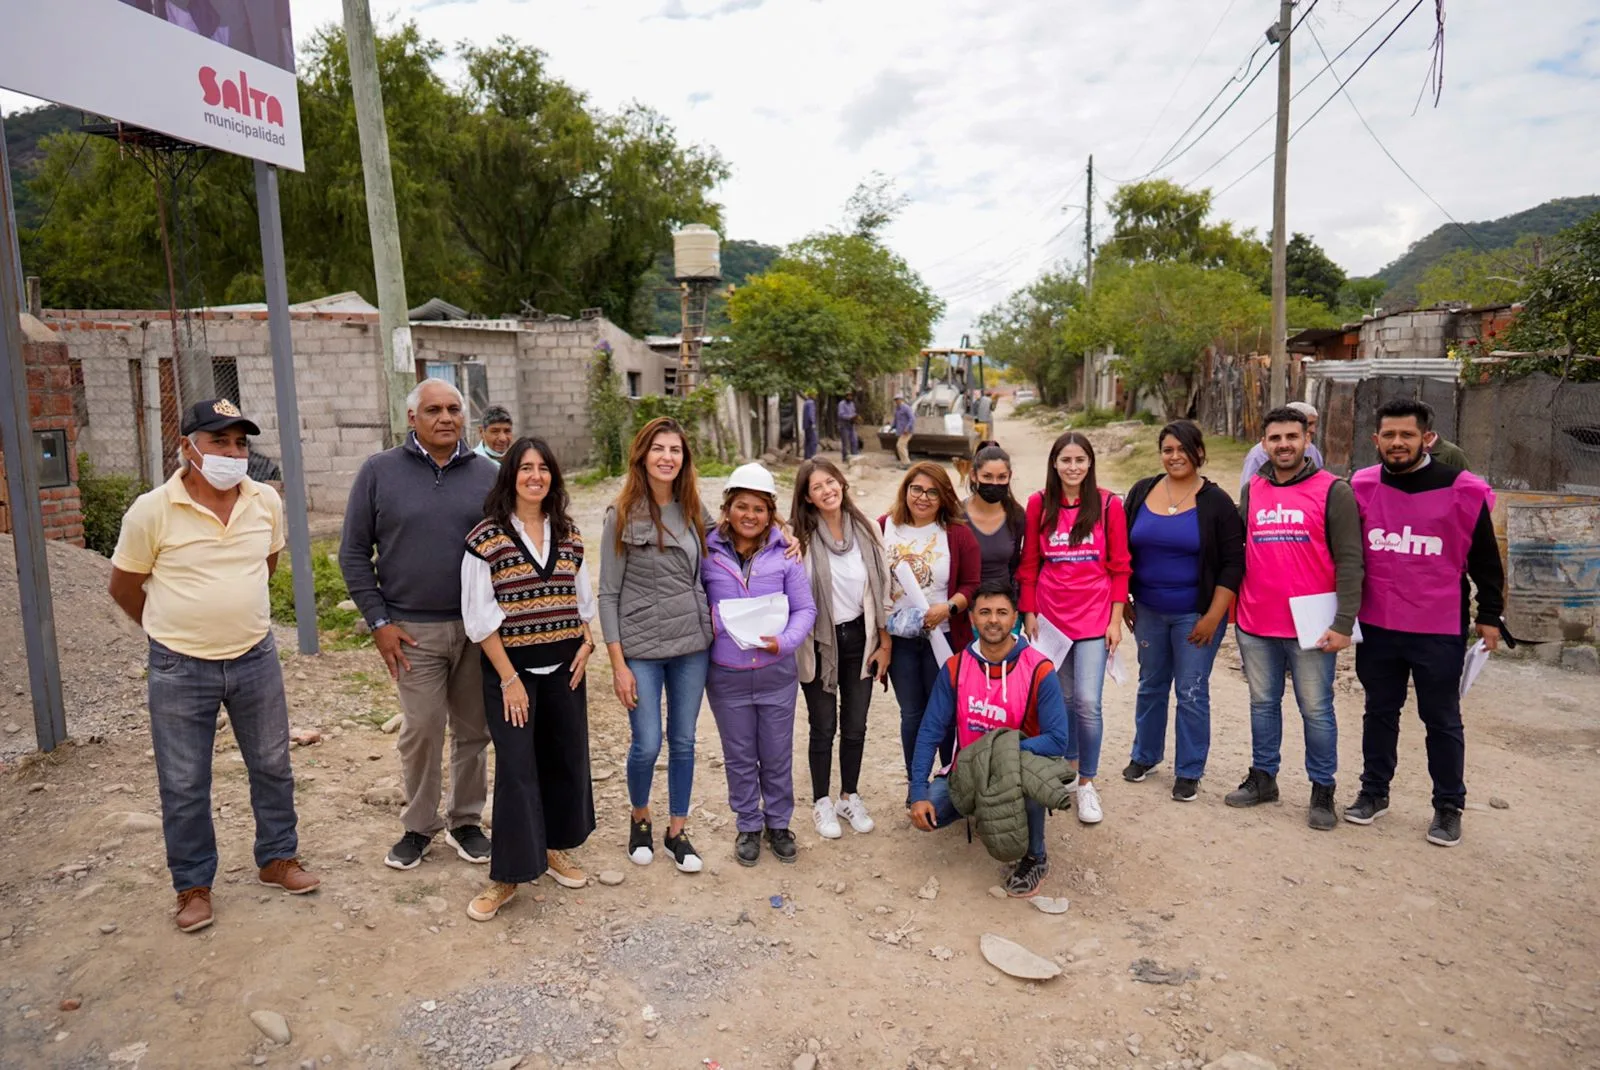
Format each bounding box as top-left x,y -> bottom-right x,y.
907,580 -> 1069,897
1346,399 -> 1504,848
1225,407 -> 1363,829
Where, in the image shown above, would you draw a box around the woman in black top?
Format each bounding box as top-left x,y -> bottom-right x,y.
1120,421 -> 1246,802
962,441 -> 1025,598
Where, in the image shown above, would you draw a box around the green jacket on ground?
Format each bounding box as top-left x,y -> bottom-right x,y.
947,728 -> 1078,863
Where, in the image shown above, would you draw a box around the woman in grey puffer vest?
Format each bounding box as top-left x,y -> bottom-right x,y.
600,418 -> 715,875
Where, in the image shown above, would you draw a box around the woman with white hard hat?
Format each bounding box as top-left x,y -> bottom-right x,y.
700,462 -> 817,866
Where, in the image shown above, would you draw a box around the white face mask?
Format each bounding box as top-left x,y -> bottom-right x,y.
191,448 -> 249,490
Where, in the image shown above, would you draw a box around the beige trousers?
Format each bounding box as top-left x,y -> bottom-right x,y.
896,433 -> 912,464
392,619 -> 490,836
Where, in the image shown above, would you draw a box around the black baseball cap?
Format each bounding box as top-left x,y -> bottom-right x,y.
182,398 -> 262,437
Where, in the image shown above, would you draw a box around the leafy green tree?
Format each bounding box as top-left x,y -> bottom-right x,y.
1337,276 -> 1387,315
714,272 -> 867,396
976,272 -> 1085,405
1285,233 -> 1346,309
1101,179 -> 1269,280
1411,237 -> 1548,309
1503,211 -> 1600,368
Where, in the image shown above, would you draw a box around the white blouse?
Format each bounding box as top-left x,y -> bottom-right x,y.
460,516 -> 597,667
828,541 -> 868,625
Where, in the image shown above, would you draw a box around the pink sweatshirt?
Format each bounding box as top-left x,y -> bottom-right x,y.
1017,489 -> 1132,641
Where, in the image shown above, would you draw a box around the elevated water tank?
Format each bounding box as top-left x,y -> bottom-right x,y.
672,224 -> 722,281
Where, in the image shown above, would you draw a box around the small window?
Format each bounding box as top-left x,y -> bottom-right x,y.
626,371 -> 642,399
212,356 -> 241,405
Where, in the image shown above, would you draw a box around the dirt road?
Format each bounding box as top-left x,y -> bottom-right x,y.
2,404 -> 1597,1070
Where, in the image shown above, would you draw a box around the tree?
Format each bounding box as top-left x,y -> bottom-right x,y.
1503,211 -> 1600,368
1412,237 -> 1547,309
976,272 -> 1084,405
714,272 -> 866,396
1338,276 -> 1387,315
1285,233 -> 1346,309
775,231 -> 943,380
1101,179 -> 1270,280
842,172 -> 909,239
1065,261 -> 1267,419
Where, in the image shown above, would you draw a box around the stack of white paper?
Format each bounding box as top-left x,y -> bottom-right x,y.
1031,616 -> 1074,667
717,593 -> 790,651
893,561 -> 955,664
1459,640 -> 1490,697
1288,593 -> 1363,651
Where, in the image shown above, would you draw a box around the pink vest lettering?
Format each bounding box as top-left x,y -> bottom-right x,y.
1237,469 -> 1338,638
953,643 -> 1049,754
1031,488 -> 1115,640
1352,466 -> 1494,634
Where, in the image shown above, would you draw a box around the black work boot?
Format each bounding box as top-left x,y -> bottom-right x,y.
734,831 -> 761,867
765,827 -> 798,864
1224,768 -> 1280,808
1308,782 -> 1337,830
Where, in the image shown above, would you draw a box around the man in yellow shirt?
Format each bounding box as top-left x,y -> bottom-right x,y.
109,398 -> 319,933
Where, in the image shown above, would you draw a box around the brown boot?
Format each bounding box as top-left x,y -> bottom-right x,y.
175,887 -> 213,932
258,858 -> 321,894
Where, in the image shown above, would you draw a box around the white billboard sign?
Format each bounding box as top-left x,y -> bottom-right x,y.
0,0 -> 304,171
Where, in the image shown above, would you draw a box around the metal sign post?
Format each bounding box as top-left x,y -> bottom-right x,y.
254,161 -> 319,656
0,114 -> 69,752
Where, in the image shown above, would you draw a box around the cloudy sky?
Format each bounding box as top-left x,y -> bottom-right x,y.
5,0 -> 1599,341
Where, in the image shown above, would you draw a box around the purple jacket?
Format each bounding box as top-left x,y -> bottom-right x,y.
702,526 -> 817,670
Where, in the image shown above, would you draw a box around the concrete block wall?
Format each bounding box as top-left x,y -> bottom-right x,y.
517,319 -> 604,467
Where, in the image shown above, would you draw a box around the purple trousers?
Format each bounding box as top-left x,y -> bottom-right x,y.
706,659 -> 798,833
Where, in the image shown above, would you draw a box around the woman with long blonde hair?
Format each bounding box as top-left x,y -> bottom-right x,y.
598,417 -> 713,874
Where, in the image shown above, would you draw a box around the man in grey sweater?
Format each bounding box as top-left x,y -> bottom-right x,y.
1225,405 -> 1363,829
339,379 -> 499,871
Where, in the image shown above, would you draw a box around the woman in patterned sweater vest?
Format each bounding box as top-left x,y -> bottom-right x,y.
459,437 -> 598,922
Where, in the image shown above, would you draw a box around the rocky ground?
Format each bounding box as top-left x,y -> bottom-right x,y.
2,406 -> 1598,1070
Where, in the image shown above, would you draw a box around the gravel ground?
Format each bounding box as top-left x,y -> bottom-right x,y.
0,538 -> 149,761
398,967 -> 616,1069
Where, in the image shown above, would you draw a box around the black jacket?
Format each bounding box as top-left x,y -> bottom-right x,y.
1123,476 -> 1246,615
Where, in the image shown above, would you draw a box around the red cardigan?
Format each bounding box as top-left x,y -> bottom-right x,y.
877,514 -> 982,653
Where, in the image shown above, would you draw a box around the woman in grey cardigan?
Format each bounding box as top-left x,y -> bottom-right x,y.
791,458 -> 893,841
599,417 -> 714,874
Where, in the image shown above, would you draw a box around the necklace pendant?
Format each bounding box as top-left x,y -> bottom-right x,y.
1167,505 -> 1178,515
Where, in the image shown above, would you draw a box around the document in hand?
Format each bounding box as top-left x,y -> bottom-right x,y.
717,593 -> 790,651
1031,615 -> 1074,667
1105,646 -> 1128,686
1459,639 -> 1490,698
1288,593 -> 1364,651
893,562 -> 954,665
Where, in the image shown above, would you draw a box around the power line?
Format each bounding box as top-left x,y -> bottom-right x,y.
1305,19 -> 1517,272
1117,0 -> 1244,173
23,134 -> 91,255
1184,0 -> 1405,188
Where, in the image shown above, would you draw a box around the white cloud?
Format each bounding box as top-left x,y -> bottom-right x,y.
3,0 -> 1596,342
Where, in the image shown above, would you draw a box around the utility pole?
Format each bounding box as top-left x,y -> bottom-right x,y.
343,0 -> 412,444
1268,0 -> 1294,409
1082,154 -> 1095,409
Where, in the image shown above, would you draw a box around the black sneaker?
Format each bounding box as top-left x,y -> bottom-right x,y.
445,825 -> 492,863
1224,768 -> 1280,808
384,831 -> 432,871
628,817 -> 654,865
1171,777 -> 1199,802
1122,760 -> 1155,783
734,831 -> 761,867
662,829 -> 704,873
1427,806 -> 1462,847
765,827 -> 798,864
1308,783 -> 1337,831
1343,792 -> 1390,825
1004,854 -> 1049,898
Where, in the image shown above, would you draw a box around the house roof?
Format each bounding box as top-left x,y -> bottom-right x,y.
1287,327 -> 1347,347
204,291 -> 379,314
409,297 -> 471,321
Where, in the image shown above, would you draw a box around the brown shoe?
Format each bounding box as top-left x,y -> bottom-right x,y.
545,849 -> 588,889
467,881 -> 516,922
175,887 -> 213,932
258,858 -> 321,894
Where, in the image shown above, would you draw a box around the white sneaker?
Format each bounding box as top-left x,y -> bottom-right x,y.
813,797 -> 843,839
835,793 -> 876,834
1076,781 -> 1103,824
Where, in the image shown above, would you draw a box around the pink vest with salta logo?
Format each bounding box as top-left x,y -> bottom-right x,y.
1351,464 -> 1494,635
1237,469 -> 1339,639
952,642 -> 1050,753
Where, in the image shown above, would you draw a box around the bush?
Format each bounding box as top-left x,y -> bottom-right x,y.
269,540 -> 364,641
77,455 -> 149,557
632,383 -> 725,462
1065,405 -> 1117,429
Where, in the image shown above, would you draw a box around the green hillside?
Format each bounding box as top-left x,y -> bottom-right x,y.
4,103 -> 81,231
1374,195 -> 1600,304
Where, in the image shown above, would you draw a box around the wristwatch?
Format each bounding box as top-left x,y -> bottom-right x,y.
372,617 -> 391,630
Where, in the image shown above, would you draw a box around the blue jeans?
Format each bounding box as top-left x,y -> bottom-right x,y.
146,634 -> 298,892
926,776 -> 1046,859
1130,608 -> 1226,780
1059,637 -> 1108,779
888,634 -> 953,790
625,650 -> 709,818
1236,629 -> 1338,785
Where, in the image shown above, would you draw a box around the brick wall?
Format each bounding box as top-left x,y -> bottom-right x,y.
1,321 -> 85,546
